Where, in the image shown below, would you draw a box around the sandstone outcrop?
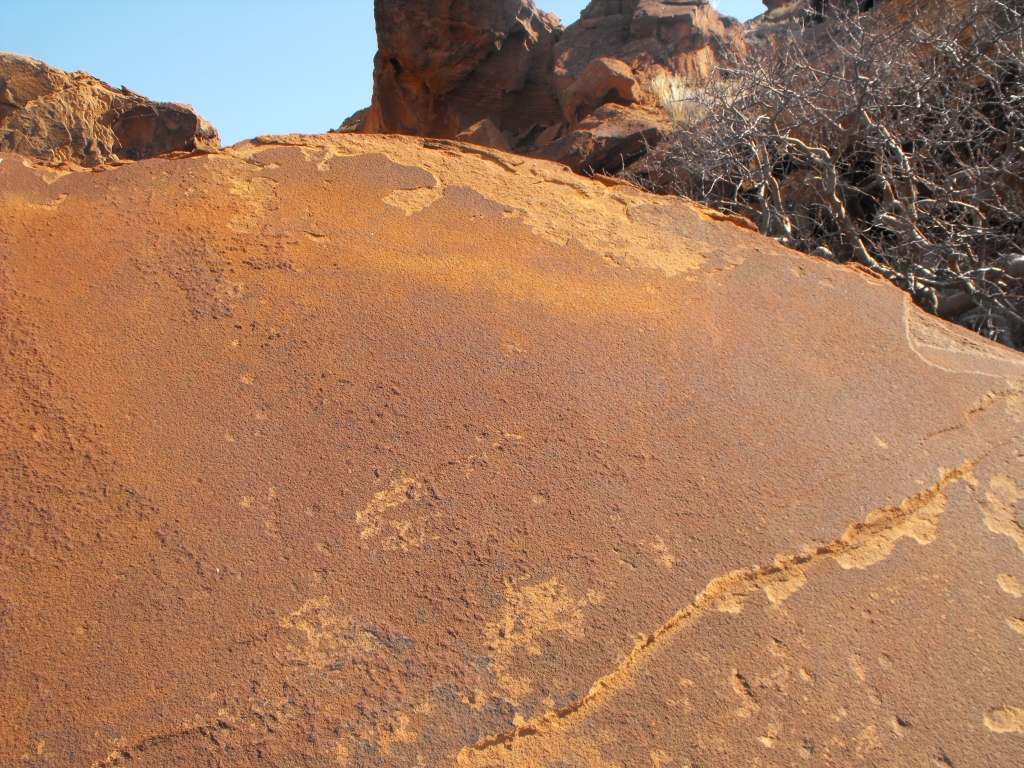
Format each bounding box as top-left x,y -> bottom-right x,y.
560,56 -> 642,126
554,0 -> 745,96
0,53 -> 219,167
455,118 -> 513,151
3,128 -> 1024,766
364,0 -> 564,140
534,101 -> 669,172
359,0 -> 744,174
541,0 -> 746,171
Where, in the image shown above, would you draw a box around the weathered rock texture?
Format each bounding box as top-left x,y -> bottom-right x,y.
3,132 -> 1024,767
365,0 -> 564,139
534,101 -> 669,172
360,0 -> 743,173
560,56 -> 642,127
554,0 -> 745,96
0,53 -> 218,167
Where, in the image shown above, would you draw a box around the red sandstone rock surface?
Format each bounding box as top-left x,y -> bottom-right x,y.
534,101 -> 669,172
3,126 -> 1024,766
553,0 -> 745,96
0,53 -> 218,168
358,0 -> 744,173
364,0 -> 563,139
560,57 -> 642,127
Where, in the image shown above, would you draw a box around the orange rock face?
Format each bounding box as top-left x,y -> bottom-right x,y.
553,0 -> 747,95
3,133 -> 1024,767
534,102 -> 669,172
561,57 -> 642,127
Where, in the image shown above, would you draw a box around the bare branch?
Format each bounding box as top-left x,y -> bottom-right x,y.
630,0 -> 1024,347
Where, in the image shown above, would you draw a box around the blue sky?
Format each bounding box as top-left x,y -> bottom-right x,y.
1,1 -> 765,145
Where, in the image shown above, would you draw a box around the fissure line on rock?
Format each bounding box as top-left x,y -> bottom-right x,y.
920,386 -> 1024,444
90,720 -> 239,768
422,138 -> 525,172
458,460 -> 977,763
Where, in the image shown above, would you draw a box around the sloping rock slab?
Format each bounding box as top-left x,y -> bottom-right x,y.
2,133 -> 1024,767
0,53 -> 219,167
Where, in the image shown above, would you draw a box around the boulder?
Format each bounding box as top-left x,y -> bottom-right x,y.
364,0 -> 564,139
534,101 -> 669,172
4,127 -> 1024,767
553,0 -> 746,100
561,56 -> 642,125
334,106 -> 370,133
358,1 -> 746,174
454,117 -> 513,151
538,0 -> 745,169
534,120 -> 564,148
0,53 -> 218,167
936,289 -> 977,320
1008,255 -> 1024,279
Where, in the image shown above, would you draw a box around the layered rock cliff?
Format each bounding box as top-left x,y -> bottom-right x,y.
2,124 -> 1024,766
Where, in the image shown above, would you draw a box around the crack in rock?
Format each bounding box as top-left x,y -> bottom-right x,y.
457,460 -> 976,766
90,720 -> 238,768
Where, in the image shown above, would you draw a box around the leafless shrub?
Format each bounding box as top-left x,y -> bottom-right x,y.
631,0 -> 1024,347
649,72 -> 704,124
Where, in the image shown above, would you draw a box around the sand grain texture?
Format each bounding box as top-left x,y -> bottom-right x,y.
2,134 -> 1024,767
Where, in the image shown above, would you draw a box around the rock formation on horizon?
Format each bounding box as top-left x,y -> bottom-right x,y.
351,0 -> 744,173
553,0 -> 744,96
3,52 -> 1024,764
364,0 -> 564,141
0,53 -> 219,168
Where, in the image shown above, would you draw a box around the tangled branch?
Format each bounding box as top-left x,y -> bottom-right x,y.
631,0 -> 1024,348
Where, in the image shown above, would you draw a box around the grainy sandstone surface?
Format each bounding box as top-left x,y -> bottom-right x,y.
2,133 -> 1024,767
